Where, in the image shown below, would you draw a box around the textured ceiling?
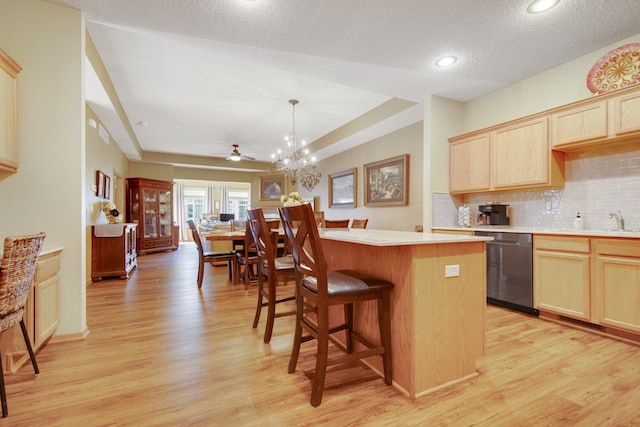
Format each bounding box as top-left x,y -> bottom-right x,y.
50,0 -> 640,170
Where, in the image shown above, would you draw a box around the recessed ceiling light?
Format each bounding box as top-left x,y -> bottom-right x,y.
435,56 -> 457,68
527,0 -> 560,14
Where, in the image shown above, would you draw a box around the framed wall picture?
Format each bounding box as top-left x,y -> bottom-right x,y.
259,175 -> 285,201
104,175 -> 111,200
329,168 -> 356,208
364,154 -> 409,206
96,170 -> 105,198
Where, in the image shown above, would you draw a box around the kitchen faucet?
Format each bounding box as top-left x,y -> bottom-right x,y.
608,211 -> 624,231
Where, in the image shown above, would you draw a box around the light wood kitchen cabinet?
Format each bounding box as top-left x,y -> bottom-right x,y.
449,117 -> 564,194
126,178 -> 177,254
611,90 -> 640,137
549,85 -> 640,150
91,224 -> 137,281
0,247 -> 63,373
0,48 -> 21,176
493,117 -> 564,189
534,235 -> 591,321
594,238 -> 640,334
551,100 -> 608,147
449,133 -> 491,193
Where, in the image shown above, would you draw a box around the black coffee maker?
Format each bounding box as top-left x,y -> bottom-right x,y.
478,204 -> 510,225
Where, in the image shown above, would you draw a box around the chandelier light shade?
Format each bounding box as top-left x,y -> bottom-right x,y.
271,99 -> 322,191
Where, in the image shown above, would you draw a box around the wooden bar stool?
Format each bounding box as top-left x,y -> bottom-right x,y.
246,208 -> 296,343
279,203 -> 393,407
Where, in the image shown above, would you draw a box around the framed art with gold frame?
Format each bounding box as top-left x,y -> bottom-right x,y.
364,154 -> 409,206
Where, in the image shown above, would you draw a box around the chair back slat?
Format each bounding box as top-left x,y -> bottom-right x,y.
0,232 -> 46,318
186,220 -> 204,256
351,219 -> 369,229
246,209 -> 276,267
279,204 -> 328,298
324,219 -> 349,228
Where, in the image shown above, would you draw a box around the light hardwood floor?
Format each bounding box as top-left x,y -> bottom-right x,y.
2,243 -> 640,426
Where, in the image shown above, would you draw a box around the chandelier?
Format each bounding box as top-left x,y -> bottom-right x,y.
271,99 -> 321,191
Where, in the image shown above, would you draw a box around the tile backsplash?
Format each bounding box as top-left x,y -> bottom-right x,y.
433,144 -> 640,231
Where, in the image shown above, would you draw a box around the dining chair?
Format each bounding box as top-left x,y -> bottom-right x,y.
350,219 -> 369,229
230,220 -> 247,252
235,221 -> 259,290
0,232 -> 46,418
323,219 -> 350,228
186,220 -> 237,287
313,211 -> 325,228
246,208 -> 296,343
278,203 -> 394,407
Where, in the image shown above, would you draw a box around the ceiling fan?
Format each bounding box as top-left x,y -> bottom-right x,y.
226,144 -> 255,161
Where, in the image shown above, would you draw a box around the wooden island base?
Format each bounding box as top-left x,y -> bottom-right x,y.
319,231 -> 487,398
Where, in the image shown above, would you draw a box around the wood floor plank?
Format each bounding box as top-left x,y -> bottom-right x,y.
1,243 -> 639,426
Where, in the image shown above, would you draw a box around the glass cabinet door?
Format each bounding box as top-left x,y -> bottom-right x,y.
158,189 -> 172,237
143,188 -> 157,238
129,189 -> 140,226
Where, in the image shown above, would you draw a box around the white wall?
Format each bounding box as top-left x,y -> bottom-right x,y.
463,33 -> 640,132
299,121 -> 424,231
0,0 -> 87,336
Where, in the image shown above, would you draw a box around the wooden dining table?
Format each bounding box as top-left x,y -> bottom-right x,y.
204,230 -> 246,242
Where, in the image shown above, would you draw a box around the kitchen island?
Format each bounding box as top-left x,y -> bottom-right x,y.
318,228 -> 492,398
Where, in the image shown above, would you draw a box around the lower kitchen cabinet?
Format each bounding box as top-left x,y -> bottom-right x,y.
534,235 -> 640,337
0,246 -> 63,373
534,235 -> 591,320
594,239 -> 640,334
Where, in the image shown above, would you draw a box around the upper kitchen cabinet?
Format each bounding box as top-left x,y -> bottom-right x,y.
0,48 -> 21,176
611,90 -> 640,137
551,100 -> 608,148
449,133 -> 491,193
449,117 -> 564,194
551,85 -> 640,150
493,117 -> 564,189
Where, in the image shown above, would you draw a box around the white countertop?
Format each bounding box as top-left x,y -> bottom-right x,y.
319,228 -> 492,247
432,226 -> 640,239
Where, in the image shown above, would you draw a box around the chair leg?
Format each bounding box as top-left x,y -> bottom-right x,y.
263,274 -> 278,343
197,257 -> 204,288
378,292 -> 393,386
231,258 -> 238,284
310,306 -> 330,407
344,303 -> 354,353
252,271 -> 265,329
20,320 -> 39,375
0,350 -> 6,417
288,274 -> 304,374
243,262 -> 250,290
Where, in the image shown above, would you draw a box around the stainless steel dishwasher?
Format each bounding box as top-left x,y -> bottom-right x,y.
475,231 -> 538,315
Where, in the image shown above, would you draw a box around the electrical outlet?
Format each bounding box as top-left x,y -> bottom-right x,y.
445,264 -> 460,278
